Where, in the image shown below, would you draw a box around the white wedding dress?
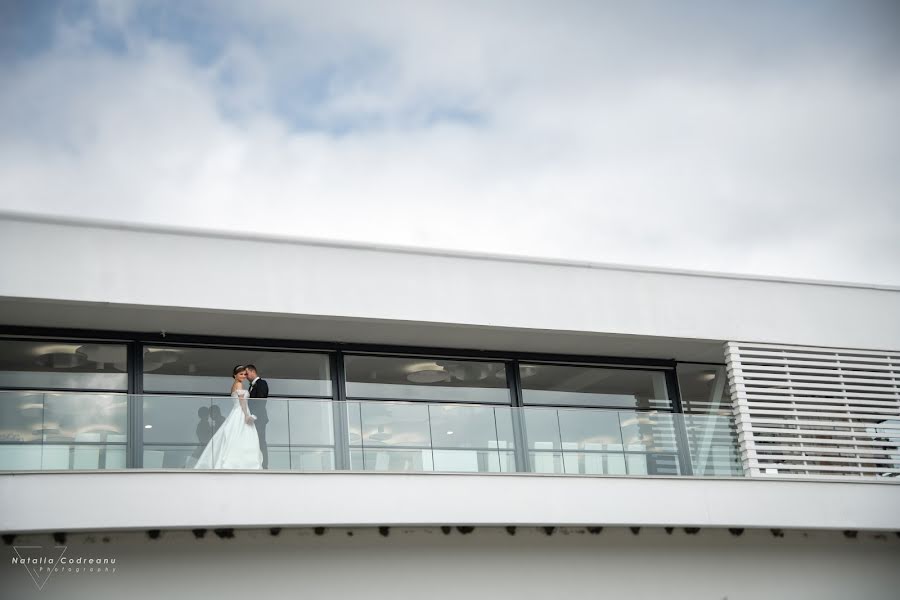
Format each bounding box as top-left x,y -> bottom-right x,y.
193,388 -> 263,469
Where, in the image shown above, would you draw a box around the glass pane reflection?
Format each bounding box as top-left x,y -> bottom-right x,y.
524,406 -> 681,476
348,400 -> 516,474
0,391 -> 45,442
0,340 -> 127,390
42,393 -> 127,443
143,346 -> 331,396
356,401 -> 431,447
520,364 -> 671,409
0,444 -> 125,470
345,356 -> 509,403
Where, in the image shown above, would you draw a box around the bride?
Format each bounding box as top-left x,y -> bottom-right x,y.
193,365 -> 263,469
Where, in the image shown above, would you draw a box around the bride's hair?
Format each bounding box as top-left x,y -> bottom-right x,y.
232,365 -> 246,377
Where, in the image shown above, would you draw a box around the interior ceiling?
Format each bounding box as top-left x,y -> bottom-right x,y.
0,297 -> 727,363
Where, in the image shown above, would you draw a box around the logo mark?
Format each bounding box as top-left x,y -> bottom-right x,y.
12,545 -> 68,590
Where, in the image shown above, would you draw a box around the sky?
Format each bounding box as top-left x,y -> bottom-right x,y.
1,0 -> 899,284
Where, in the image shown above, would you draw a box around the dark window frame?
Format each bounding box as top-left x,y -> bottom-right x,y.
0,325 -> 694,474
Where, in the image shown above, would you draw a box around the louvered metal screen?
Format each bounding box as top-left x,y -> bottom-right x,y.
726,342 -> 900,478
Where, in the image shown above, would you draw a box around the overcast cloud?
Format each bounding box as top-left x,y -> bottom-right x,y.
1,0 -> 898,283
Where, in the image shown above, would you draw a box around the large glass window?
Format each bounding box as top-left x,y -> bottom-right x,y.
141,347 -> 334,470
677,363 -> 742,476
0,339 -> 128,470
142,346 -> 331,396
519,363 -> 671,410
0,340 -> 127,390
344,355 -> 509,403
0,336 -> 747,477
676,364 -> 729,414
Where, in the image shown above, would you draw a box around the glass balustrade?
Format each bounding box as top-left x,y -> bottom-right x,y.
347,400 -> 517,473
0,391 -> 744,476
141,395 -> 337,470
0,391 -> 127,470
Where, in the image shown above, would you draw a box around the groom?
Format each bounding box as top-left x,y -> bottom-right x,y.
245,365 -> 269,469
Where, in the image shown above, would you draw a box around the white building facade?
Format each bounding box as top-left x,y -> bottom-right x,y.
1,213 -> 898,599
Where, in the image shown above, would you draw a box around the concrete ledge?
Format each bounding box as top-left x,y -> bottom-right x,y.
2,471 -> 899,533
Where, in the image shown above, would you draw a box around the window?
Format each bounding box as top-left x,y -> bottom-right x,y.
141,347 -> 334,470
676,363 -> 742,476
519,363 -> 671,410
0,340 -> 127,390
0,339 -> 128,470
142,346 -> 331,396
344,355 -> 509,403
343,355 -> 513,472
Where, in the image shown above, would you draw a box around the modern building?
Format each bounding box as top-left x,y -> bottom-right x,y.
1,212 -> 898,599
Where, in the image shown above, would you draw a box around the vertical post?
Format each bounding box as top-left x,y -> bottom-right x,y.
507,360 -> 530,473
666,369 -> 694,476
331,352 -> 350,471
127,341 -> 144,469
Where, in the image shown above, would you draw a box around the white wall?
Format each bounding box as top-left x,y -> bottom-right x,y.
1,214 -> 898,352
3,472 -> 899,533
2,527 -> 899,600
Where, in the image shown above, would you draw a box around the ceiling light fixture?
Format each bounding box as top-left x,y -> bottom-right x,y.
404,361 -> 449,384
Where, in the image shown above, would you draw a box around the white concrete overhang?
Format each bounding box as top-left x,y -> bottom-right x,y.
1,212 -> 899,359
2,471 -> 898,534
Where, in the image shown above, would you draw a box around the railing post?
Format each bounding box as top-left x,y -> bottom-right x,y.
666,369 -> 694,476
507,360 -> 530,473
331,352 -> 350,470
127,341 -> 144,469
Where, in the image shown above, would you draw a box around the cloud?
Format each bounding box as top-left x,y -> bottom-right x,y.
1,0 -> 898,284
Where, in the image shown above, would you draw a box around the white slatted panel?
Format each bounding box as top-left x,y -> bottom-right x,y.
726,342 -> 900,479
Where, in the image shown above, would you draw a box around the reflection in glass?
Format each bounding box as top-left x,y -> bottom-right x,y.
359,449 -> 433,471
144,445 -> 204,469
520,364 -> 671,409
348,400 -> 516,473
143,396 -> 225,445
287,401 -> 335,447
430,404 -> 515,450
0,391 -> 45,442
523,408 -> 562,450
0,391 -> 743,476
344,355 -> 509,403
677,364 -> 729,415
523,406 -> 680,476
357,401 -> 431,447
684,414 -> 743,476
289,449 -> 335,471
0,340 -> 127,390
141,396 -> 338,470
142,347 -> 332,396
677,364 -> 743,476
557,408 -> 623,451
564,452 -> 627,475
0,391 -> 128,471
0,444 -> 42,470
266,447 -> 335,471
42,393 -> 127,442
619,411 -> 677,453
0,444 -> 126,470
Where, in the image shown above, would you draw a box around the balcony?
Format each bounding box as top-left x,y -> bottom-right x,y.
0,391 -> 743,477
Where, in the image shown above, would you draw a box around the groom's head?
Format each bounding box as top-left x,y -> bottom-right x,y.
245,365 -> 258,380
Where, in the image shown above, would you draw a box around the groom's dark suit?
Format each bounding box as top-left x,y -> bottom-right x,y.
248,377 -> 269,469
